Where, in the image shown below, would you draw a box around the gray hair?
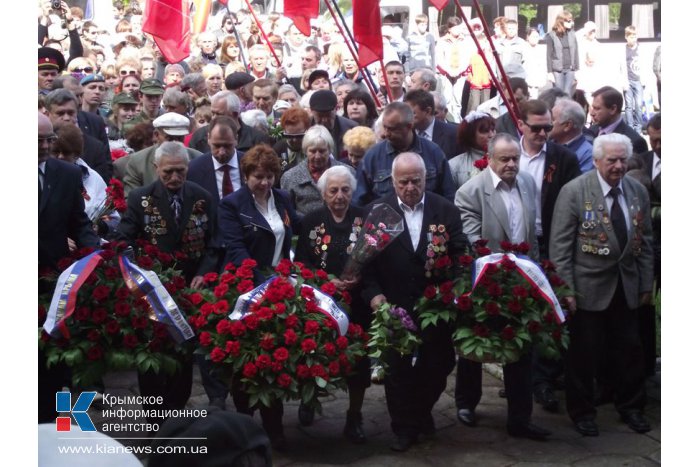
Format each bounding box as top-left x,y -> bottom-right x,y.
299,89 -> 316,109
278,84 -> 300,99
333,79 -> 358,93
391,152 -> 426,178
162,87 -> 191,109
317,165 -> 357,194
155,141 -> 189,165
211,90 -> 241,114
181,73 -> 205,90
45,89 -> 79,111
430,91 -> 447,112
240,109 -> 268,133
592,133 -> 633,161
553,98 -> 585,131
384,101 -> 414,126
413,68 -> 437,91
302,124 -> 335,155
487,133 -> 520,157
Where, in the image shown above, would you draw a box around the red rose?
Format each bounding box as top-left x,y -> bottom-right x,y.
214,300 -> 228,314
549,274 -> 566,287
296,364 -> 311,379
255,354 -> 271,369
137,256 -> 153,269
115,287 -> 130,300
304,320 -> 320,335
301,268 -> 314,280
276,373 -> 292,388
301,338 -> 317,353
87,345 -> 103,360
487,283 -> 503,298
191,315 -> 206,329
230,320 -> 246,336
485,302 -> 500,316
241,258 -> 258,270
77,246 -> 95,257
235,266 -> 254,279
501,326 -> 516,340
305,301 -> 319,313
244,314 -> 259,330
441,292 -> 454,305
237,279 -> 254,294
122,334 -> 138,348
219,272 -> 235,284
541,259 -> 556,272
74,306 -> 89,321
131,316 -> 148,329
216,320 -> 230,335
499,240 -> 514,252
273,347 -> 289,362
275,259 -> 292,276
214,283 -> 229,298
242,362 -> 257,378
92,285 -> 111,302
527,320 -> 542,334
335,336 -> 348,350
310,364 -> 327,378
283,329 -> 298,345
226,340 -> 240,356
105,320 -> 120,334
87,329 -> 101,342
544,312 -> 556,324
501,256 -> 516,271
473,324 -> 490,337
172,275 -> 186,289
423,285 -> 437,299
300,286 -> 315,300
103,266 -> 120,280
188,293 -> 203,305
316,269 -> 328,280
341,290 -> 352,305
458,255 -> 474,266
157,252 -> 173,265
515,242 -> 531,254
273,303 -> 286,314
203,272 -> 219,283
476,246 -> 492,257
210,347 -> 226,363
435,255 -> 452,269
112,301 -> 129,318
285,315 -> 299,328
92,307 -> 108,324
474,157 -> 488,170
507,300 -> 523,314
439,281 -> 454,294
99,249 -> 116,261
320,282 -> 337,296
199,332 -> 212,347
512,286 -> 528,299
456,294 -> 473,311
260,335 -> 275,350
323,343 -> 336,356
328,360 -> 340,376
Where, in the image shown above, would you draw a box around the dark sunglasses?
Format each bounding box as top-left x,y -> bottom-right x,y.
523,122 -> 553,133
72,66 -> 94,73
283,133 -> 305,139
38,134 -> 58,144
120,69 -> 137,76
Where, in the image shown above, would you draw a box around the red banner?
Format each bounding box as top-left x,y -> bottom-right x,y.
283,0 -> 320,36
352,0 -> 382,67
429,0 -> 450,10
143,0 -> 191,64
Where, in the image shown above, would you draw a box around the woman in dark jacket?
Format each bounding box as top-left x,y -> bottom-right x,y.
545,10 -> 579,96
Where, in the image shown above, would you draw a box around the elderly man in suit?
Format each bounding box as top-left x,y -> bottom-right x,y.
38,112 -> 100,422
589,86 -> 648,155
362,152 -> 467,452
454,133 -> 551,440
116,141 -> 219,424
549,133 -> 654,436
404,89 -> 462,160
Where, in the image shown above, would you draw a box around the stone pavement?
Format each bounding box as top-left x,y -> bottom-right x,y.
94,362 -> 660,466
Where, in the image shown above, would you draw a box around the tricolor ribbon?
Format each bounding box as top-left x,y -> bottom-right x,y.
471,253 -> 567,324
231,275 -> 350,336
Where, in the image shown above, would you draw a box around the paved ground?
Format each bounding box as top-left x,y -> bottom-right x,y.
94,361 -> 660,466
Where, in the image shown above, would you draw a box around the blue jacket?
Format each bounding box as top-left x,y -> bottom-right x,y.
563,133 -> 594,173
352,132 -> 456,206
218,185 -> 300,281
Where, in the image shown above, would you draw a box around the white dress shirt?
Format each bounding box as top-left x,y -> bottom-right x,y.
398,194 -> 426,251
652,153 -> 660,180
487,167 -> 525,243
212,152 -> 241,198
519,138 -> 546,236
419,118 -> 436,141
596,170 -> 630,229
76,158 -> 109,220
254,193 -> 286,266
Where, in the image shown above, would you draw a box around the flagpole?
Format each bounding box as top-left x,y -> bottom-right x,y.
224,6 -> 249,71
322,0 -> 382,108
242,0 -> 282,67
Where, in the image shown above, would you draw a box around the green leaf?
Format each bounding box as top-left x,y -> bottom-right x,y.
301,383 -> 315,404
315,376 -> 328,389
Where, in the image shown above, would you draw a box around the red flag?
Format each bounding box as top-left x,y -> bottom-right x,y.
429,0 -> 450,10
143,0 -> 191,64
352,0 -> 382,67
283,0 -> 319,37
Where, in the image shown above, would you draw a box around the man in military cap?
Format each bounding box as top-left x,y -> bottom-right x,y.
309,89 -> 357,158
80,74 -> 106,116
129,78 -> 166,126
38,47 -> 66,94
124,112 -> 202,195
110,92 -> 141,180
549,133 -> 654,437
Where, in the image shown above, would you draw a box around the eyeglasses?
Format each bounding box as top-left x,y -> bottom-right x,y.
522,122 -> 553,133
38,134 -> 58,144
120,69 -> 137,76
283,133 -> 305,139
72,66 -> 94,73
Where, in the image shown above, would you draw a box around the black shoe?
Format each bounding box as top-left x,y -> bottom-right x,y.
298,403 -> 315,426
534,386 -> 559,413
507,423 -> 551,440
208,397 -> 226,410
457,408 -> 477,427
343,411 -> 366,444
390,434 -> 417,452
573,419 -> 599,436
498,388 -> 507,398
621,412 -> 651,433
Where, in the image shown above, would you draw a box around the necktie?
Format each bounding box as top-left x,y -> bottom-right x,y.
609,187 -> 627,250
170,194 -> 182,226
220,164 -> 233,197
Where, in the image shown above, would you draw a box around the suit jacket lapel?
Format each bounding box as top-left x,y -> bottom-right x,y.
587,172 -> 622,254
39,160 -> 54,214
153,181 -> 179,235
483,175 -> 512,239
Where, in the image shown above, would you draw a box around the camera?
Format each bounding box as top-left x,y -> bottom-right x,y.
52,0 -> 61,10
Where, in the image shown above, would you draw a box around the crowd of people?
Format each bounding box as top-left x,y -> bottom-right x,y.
38,0 -> 661,457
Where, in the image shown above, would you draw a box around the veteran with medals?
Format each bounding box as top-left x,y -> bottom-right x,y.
549,133 -> 654,437
115,141 -> 219,424
293,165 -> 370,443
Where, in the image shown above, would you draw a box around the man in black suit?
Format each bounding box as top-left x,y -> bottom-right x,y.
516,99 -> 581,412
52,75 -> 110,147
590,86 -> 648,155
404,89 -> 463,160
116,141 -> 219,423
38,112 -> 100,422
188,91 -> 270,155
187,116 -> 244,204
44,88 -> 113,182
361,152 -> 467,452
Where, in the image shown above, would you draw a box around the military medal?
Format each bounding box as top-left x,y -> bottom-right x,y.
309,230 -> 317,240
598,232 -> 607,242
598,204 -> 604,211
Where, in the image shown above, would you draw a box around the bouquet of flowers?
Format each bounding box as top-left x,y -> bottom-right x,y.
90,178 -> 127,223
415,241 -> 570,364
188,259 -> 368,411
39,241 -> 192,387
367,302 -> 422,369
341,202 -> 404,280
